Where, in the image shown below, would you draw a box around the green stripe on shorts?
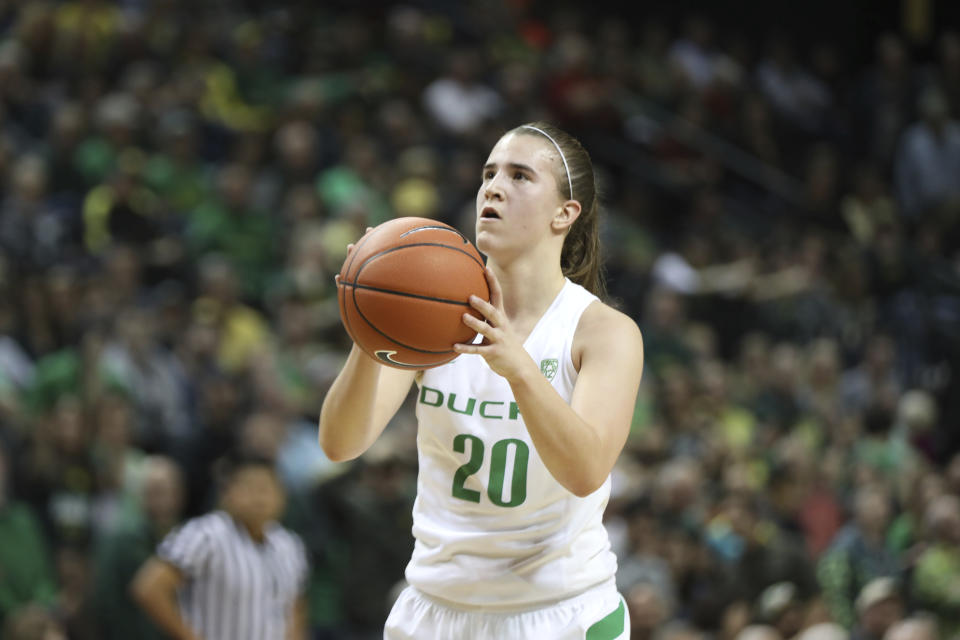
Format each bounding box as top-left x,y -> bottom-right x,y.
586,599 -> 625,640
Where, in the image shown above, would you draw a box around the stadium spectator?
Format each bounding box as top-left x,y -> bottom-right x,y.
92,456 -> 185,640
883,616 -> 938,640
910,494 -> 960,638
1,603 -> 66,640
0,440 -> 57,628
895,86 -> 960,225
851,577 -> 905,640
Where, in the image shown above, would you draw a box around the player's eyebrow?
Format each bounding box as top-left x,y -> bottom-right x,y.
483,162 -> 537,175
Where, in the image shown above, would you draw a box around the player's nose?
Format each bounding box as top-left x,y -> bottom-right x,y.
484,178 -> 505,201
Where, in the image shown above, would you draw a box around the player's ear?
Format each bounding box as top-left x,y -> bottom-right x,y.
552,199 -> 581,233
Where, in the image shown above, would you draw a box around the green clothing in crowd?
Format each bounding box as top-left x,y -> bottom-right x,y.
0,502 -> 58,625
187,200 -> 279,299
816,525 -> 900,628
912,543 -> 960,639
92,516 -> 168,640
144,154 -> 211,215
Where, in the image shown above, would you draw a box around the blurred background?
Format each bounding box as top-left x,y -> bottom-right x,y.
0,0 -> 959,639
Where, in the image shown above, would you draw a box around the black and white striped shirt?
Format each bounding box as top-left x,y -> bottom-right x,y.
157,511 -> 308,640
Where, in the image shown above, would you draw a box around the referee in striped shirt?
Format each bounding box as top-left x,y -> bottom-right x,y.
131,454 -> 308,640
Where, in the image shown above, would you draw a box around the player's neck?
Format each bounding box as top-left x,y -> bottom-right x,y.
229,512 -> 268,543
490,253 -> 566,324
245,523 -> 267,543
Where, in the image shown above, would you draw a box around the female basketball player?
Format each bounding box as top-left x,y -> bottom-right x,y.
319,122 -> 643,639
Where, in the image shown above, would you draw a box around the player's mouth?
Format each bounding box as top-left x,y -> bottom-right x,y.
480,207 -> 501,219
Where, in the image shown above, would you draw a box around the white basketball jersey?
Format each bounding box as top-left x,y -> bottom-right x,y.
406,278 -> 617,610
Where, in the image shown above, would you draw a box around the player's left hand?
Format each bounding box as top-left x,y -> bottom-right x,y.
454,267 -> 535,382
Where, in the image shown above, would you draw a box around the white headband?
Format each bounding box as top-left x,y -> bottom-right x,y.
521,125 -> 573,199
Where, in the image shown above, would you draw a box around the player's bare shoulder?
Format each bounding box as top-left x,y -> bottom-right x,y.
572,300 -> 643,370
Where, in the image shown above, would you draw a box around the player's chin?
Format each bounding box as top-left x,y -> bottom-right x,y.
474,231 -> 495,255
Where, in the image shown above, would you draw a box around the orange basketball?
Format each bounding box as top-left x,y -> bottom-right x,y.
337,217 -> 490,369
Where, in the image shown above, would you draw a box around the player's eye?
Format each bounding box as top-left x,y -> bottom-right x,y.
513,171 -> 526,181
483,170 -> 495,180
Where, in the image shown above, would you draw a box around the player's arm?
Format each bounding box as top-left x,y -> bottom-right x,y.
286,595 -> 308,640
318,345 -> 416,461
511,304 -> 643,496
130,558 -> 202,640
456,268 -> 644,497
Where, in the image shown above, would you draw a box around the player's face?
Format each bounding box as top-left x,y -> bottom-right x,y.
475,133 -> 566,254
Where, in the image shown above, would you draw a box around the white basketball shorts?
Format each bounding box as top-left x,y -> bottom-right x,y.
384,579 -> 629,640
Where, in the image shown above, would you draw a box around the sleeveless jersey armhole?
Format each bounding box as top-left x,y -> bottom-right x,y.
570,299 -> 604,374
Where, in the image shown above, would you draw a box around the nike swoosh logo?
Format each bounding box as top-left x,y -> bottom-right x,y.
375,350 -> 424,368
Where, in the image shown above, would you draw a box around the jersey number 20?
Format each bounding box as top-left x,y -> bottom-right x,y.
452,434 -> 529,507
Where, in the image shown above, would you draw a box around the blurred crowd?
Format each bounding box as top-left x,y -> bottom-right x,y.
0,1 -> 959,639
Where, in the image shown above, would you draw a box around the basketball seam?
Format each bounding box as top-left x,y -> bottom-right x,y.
339,223 -> 483,365
341,224 -> 480,280
342,282 -> 474,306
342,225 -> 376,282
349,284 -> 460,355
342,284 -> 453,367
355,242 -> 486,275
337,282 -> 357,345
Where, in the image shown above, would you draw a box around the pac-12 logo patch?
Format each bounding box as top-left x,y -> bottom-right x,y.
540,358 -> 558,381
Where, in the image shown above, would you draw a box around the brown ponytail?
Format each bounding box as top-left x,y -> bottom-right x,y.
513,122 -> 605,298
